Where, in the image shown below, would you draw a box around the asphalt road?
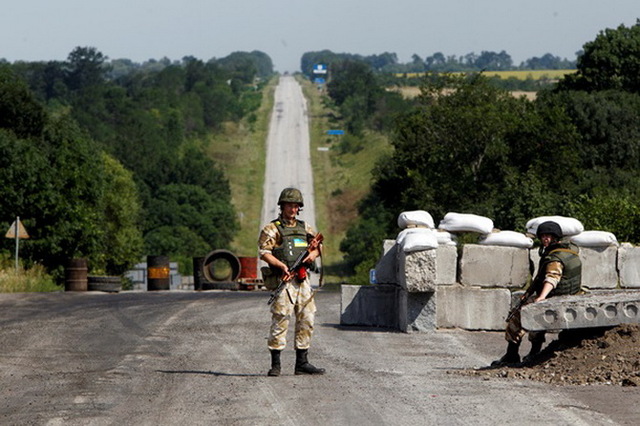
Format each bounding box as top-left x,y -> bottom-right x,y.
1,290 -> 639,425
260,75 -> 316,230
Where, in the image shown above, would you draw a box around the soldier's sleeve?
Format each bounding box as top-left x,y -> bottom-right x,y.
258,224 -> 279,257
544,261 -> 563,289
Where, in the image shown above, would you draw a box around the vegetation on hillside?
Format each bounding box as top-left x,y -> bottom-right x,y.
330,21 -> 640,283
1,47 -> 274,283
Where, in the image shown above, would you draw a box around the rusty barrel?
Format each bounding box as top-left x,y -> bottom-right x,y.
64,258 -> 88,291
147,255 -> 170,291
238,256 -> 258,279
193,257 -> 205,290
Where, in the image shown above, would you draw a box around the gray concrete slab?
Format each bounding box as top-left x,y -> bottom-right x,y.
340,284 -> 400,328
618,244 -> 640,288
399,290 -> 437,332
580,245 -> 618,289
521,290 -> 640,331
397,248 -> 437,292
436,284 -> 511,330
374,239 -> 398,284
435,245 -> 458,285
459,245 -> 529,288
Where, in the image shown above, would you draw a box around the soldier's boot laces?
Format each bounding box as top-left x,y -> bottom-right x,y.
267,349 -> 281,377
491,341 -> 521,366
295,349 -> 325,375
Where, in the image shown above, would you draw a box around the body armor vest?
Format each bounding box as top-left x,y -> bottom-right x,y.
533,242 -> 582,297
271,219 -> 308,268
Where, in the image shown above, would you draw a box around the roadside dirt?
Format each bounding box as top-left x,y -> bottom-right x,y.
462,324 -> 640,386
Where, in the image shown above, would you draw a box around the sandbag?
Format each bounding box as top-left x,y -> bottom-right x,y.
478,231 -> 533,248
438,212 -> 494,234
435,230 -> 457,246
396,227 -> 433,245
397,210 -> 435,229
526,216 -> 584,237
570,231 -> 618,247
397,228 -> 438,252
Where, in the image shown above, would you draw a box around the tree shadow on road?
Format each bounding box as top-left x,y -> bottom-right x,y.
157,370 -> 263,377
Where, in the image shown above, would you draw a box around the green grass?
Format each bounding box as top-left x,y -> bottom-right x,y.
0,254 -> 59,292
299,76 -> 392,282
206,78 -> 276,257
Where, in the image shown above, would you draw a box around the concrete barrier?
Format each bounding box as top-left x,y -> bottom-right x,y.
374,240 -> 398,284
521,291 -> 640,331
436,284 -> 511,330
397,249 -> 437,292
399,290 -> 436,332
579,246 -> 618,289
435,245 -> 458,285
459,245 -> 529,288
618,244 -> 640,288
340,284 -> 400,328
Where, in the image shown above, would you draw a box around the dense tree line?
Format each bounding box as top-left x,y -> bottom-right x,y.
1,47 -> 273,280
338,22 -> 640,282
301,49 -> 576,78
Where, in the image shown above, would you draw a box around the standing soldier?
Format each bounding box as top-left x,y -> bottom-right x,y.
492,220 -> 582,366
259,187 -> 325,376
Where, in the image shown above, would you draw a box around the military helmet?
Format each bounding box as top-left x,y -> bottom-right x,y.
278,187 -> 304,207
536,221 -> 563,239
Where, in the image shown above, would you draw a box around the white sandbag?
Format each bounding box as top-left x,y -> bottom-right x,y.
526,216 -> 584,237
400,230 -> 438,253
570,231 -> 618,247
396,227 -> 433,246
478,231 -> 533,248
438,212 -> 494,234
435,230 -> 457,246
397,210 -> 435,229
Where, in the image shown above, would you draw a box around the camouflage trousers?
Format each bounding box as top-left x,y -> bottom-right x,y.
505,294 -> 546,345
267,278 -> 316,351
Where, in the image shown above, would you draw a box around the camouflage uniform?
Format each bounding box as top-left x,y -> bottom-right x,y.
259,217 -> 317,351
506,243 -> 581,344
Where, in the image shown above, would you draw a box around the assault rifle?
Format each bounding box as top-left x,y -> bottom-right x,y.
505,286 -> 535,322
267,233 -> 323,305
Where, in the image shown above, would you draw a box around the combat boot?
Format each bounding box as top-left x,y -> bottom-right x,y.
491,341 -> 521,366
294,349 -> 325,375
523,340 -> 543,363
267,349 -> 281,377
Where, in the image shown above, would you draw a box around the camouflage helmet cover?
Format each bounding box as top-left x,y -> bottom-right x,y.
278,187 -> 304,207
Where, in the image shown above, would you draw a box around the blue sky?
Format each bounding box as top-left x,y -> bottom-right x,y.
2,1 -> 638,72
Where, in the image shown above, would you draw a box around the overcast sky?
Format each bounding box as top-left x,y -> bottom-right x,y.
1,1 -> 638,72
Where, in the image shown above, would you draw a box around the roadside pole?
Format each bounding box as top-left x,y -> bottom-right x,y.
6,216 -> 29,272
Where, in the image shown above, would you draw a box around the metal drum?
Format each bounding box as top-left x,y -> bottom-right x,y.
147,255 -> 170,291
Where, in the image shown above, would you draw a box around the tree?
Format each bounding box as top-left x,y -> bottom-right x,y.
65,46 -> 108,92
557,21 -> 640,93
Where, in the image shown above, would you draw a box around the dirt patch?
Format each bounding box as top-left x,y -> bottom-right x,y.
461,325 -> 640,386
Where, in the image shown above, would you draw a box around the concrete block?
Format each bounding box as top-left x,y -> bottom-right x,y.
436,284 -> 511,330
580,246 -> 618,289
618,244 -> 640,288
374,240 -> 398,284
435,245 -> 458,285
397,249 -> 437,292
398,290 -> 436,332
459,245 -> 529,288
521,291 -> 640,331
340,284 -> 400,328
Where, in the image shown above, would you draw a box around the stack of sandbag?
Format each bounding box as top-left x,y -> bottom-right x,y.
478,230 -> 534,248
569,230 -> 619,247
396,210 -> 438,253
526,215 -> 584,237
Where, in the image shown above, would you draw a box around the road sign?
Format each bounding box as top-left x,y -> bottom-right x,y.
313,64 -> 327,74
326,130 -> 345,135
6,218 -> 29,239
